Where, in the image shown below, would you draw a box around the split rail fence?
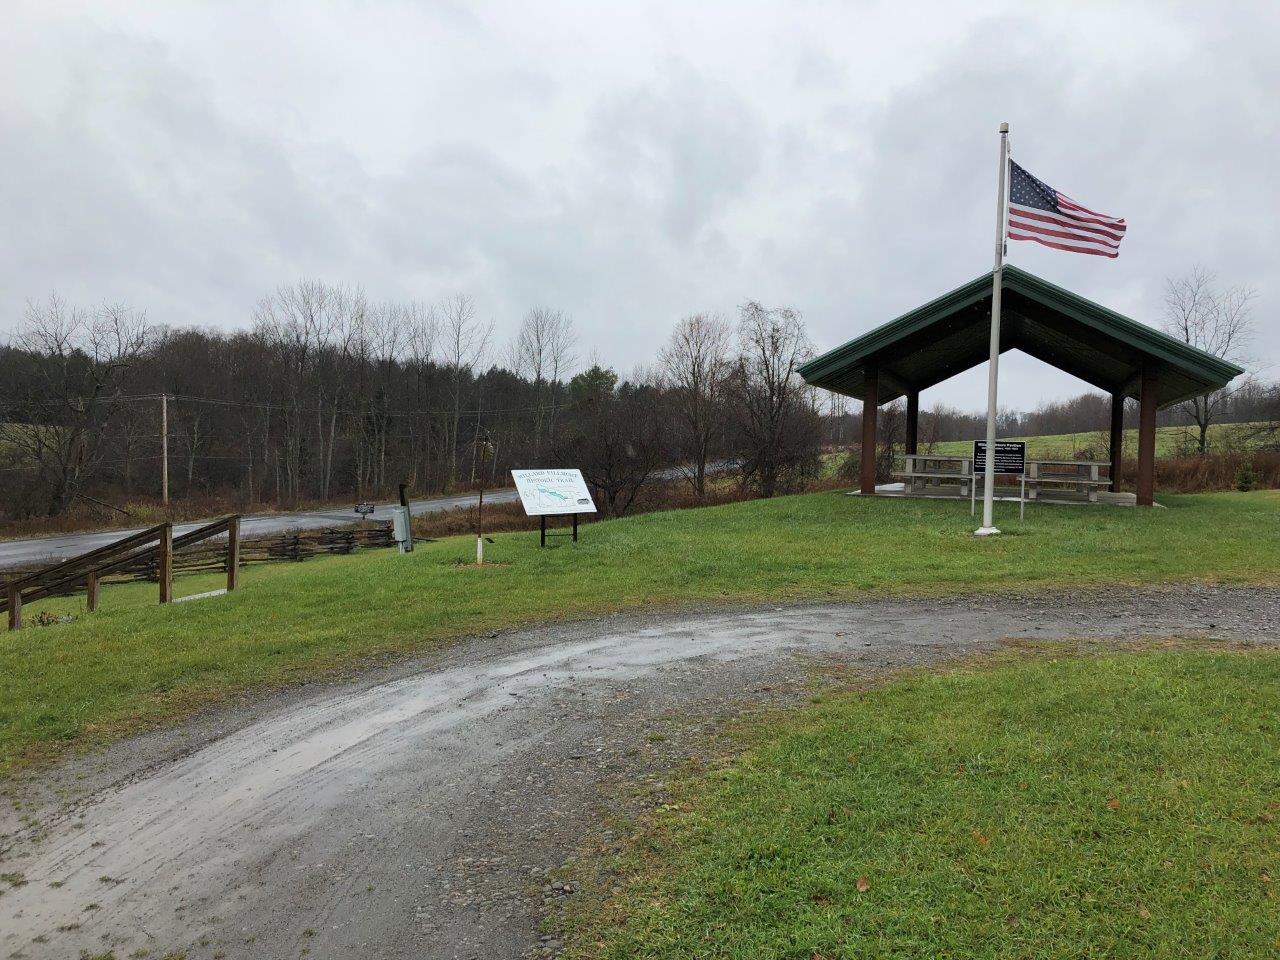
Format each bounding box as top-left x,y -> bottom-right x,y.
2,519 -> 394,630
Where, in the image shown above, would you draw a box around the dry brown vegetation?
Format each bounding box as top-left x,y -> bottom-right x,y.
412,474 -> 851,540
1150,450 -> 1280,492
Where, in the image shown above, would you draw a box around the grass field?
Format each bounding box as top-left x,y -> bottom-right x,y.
566,645 -> 1280,959
927,421 -> 1264,460
2,490 -> 1278,776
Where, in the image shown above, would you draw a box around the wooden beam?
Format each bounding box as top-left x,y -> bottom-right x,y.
4,522 -> 169,593
227,516 -> 240,592
159,523 -> 173,604
6,583 -> 20,631
86,572 -> 100,613
1109,392 -> 1125,491
860,366 -> 878,495
1137,367 -> 1158,506
905,391 -> 919,456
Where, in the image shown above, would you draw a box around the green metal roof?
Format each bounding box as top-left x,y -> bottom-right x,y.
798,265 -> 1243,408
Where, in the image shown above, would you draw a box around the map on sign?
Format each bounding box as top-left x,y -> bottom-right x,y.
511,469 -> 598,516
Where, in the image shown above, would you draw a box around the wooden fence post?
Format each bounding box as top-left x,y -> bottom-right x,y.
6,583 -> 20,631
159,523 -> 173,604
227,516 -> 240,592
86,572 -> 100,613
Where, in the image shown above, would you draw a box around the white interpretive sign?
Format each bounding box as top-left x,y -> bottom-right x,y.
511,469 -> 598,516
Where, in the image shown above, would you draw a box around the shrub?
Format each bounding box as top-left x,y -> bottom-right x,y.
1235,461 -> 1258,492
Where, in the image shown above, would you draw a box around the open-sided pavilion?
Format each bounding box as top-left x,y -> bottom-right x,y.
799,266 -> 1243,506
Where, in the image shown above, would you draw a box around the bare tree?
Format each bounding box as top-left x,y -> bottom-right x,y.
6,296 -> 151,514
1162,267 -> 1257,454
659,313 -> 731,499
356,300 -> 407,495
253,280 -> 331,502
558,365 -> 663,517
876,399 -> 906,482
728,301 -> 821,497
508,307 -> 577,459
404,300 -> 439,488
439,294 -> 493,488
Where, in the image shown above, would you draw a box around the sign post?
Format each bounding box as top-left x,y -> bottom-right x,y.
971,440 -> 1027,518
511,469 -> 597,545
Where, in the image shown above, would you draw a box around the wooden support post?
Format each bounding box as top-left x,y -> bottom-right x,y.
226,516 -> 240,592
6,583 -> 20,631
860,366 -> 879,496
905,390 -> 919,456
540,514 -> 547,548
158,522 -> 173,603
86,572 -> 100,613
572,512 -> 579,542
1137,367 -> 1158,507
1109,392 -> 1125,491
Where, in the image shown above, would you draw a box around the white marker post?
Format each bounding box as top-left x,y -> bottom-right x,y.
975,122 -> 1010,537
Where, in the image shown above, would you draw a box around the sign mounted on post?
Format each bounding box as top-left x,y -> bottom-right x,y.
511,469 -> 597,516
972,440 -> 1026,475
512,469 -> 597,548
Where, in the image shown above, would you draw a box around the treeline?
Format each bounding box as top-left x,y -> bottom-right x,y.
3,282 -> 1277,522
0,286 -> 823,519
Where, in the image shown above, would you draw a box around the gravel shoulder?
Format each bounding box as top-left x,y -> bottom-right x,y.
1,585 -> 1277,960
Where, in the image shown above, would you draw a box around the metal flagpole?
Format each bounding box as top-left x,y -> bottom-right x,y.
975,122 -> 1010,536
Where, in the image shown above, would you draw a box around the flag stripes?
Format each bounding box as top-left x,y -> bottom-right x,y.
1007,160 -> 1126,258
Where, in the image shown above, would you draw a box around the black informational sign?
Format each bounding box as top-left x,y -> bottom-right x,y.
973,440 -> 1026,474
354,501 -> 376,517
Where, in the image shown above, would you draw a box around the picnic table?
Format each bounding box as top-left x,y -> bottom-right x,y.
895,454 -> 974,496
896,453 -> 1113,510
1024,458 -> 1112,502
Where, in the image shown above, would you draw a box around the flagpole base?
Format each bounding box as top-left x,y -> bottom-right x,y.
973,526 -> 1001,537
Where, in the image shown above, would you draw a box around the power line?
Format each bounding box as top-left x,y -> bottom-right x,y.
4,392 -> 572,419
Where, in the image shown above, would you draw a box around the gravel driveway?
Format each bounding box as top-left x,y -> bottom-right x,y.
2,585 -> 1277,960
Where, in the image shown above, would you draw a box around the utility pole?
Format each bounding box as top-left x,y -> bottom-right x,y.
160,393 -> 169,507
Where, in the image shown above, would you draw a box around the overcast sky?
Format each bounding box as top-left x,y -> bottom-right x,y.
3,1 -> 1276,411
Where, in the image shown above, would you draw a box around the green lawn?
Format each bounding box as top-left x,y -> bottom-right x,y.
568,646 -> 1280,959
2,490 -> 1278,775
928,421 -> 1265,460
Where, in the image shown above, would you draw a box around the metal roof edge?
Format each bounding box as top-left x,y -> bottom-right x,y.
801,264 -> 1244,392
1001,265 -> 1245,384
798,271 -> 994,383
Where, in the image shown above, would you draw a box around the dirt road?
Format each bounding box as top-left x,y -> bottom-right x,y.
2,587 -> 1276,959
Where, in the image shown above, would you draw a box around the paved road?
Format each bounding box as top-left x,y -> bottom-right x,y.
0,490 -> 520,570
2,587 -> 1275,959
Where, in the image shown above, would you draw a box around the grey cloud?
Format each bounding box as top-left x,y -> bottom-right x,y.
585,60 -> 763,244
1,2 -> 1276,410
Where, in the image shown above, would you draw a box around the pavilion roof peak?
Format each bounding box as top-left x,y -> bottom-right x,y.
799,265 -> 1243,409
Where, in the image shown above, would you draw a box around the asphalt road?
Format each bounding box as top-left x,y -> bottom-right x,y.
0,489 -> 520,570
2,587 -> 1275,959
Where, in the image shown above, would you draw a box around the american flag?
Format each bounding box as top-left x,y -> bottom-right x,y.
1006,160 -> 1126,258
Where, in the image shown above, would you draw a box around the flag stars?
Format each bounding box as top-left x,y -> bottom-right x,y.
1006,159 -> 1125,259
